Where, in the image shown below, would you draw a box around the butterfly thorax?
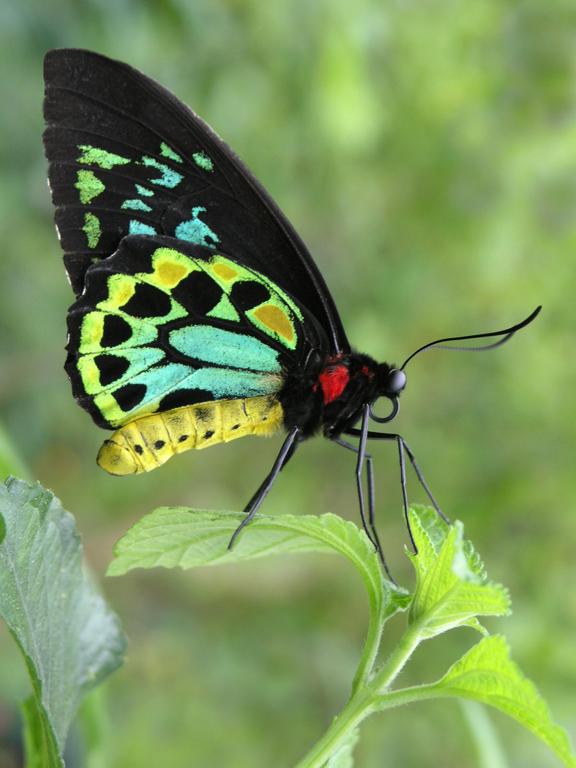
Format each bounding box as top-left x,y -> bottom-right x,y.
280,352 -> 396,439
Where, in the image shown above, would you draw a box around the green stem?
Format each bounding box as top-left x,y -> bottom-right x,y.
352,594 -> 385,692
373,683 -> 441,709
296,623 -> 424,767
294,690 -> 374,768
370,622 -> 423,692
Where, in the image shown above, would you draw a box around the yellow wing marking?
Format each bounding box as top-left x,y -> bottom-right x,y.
211,261 -> 238,281
150,247 -> 195,288
100,274 -> 135,310
252,304 -> 294,343
80,312 -> 105,348
97,395 -> 284,476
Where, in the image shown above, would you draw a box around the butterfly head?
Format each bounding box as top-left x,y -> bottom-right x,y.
362,363 -> 406,425
379,366 -> 407,399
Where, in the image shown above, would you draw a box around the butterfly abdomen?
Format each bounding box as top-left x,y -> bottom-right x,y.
97,395 -> 284,475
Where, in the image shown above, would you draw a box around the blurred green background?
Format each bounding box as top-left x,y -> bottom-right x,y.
0,0 -> 575,766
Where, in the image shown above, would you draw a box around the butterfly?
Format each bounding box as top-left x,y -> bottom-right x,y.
43,49 -> 540,572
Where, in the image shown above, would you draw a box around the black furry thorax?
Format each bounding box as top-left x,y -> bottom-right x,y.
279,351 -> 396,439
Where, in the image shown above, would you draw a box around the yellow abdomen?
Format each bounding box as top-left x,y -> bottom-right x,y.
97,395 -> 284,476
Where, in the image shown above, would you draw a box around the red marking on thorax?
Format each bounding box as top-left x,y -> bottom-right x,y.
361,365 -> 373,379
318,364 -> 350,405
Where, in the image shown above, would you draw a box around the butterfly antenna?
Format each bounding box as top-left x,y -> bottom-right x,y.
400,306 -> 541,370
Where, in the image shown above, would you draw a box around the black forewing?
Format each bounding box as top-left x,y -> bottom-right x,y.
43,48 -> 349,354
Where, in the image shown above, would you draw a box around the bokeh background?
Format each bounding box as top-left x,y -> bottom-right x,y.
0,1 -> 575,766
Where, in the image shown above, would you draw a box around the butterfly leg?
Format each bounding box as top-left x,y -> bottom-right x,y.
331,432 -> 396,583
242,436 -> 299,512
395,435 -> 415,551
343,428 -> 446,552
341,427 -> 415,552
228,426 -> 301,550
398,439 -> 450,524
332,435 -> 379,550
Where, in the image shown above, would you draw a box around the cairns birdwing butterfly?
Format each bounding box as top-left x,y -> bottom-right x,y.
43,49 -> 540,574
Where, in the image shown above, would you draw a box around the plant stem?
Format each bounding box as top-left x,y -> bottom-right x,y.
370,622 -> 422,692
352,595 -> 385,692
296,623 -> 424,767
294,690 -> 374,768
373,683 -> 440,709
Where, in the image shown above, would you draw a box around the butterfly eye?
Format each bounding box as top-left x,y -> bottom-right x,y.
385,369 -> 406,397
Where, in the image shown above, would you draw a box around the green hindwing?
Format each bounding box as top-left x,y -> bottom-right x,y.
66,236 -> 322,429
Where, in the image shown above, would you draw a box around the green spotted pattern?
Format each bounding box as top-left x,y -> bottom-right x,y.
121,199 -> 152,212
73,244 -> 304,428
160,142 -> 183,163
75,170 -> 105,204
192,151 -> 214,172
78,145 -> 131,169
74,140 -> 187,245
140,157 -> 183,188
83,213 -> 101,248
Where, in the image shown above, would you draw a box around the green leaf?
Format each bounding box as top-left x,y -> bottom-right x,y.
108,508 -> 409,621
0,477 -> 126,764
431,635 -> 576,768
326,729 -> 359,767
21,695 -> 61,768
407,507 -> 510,638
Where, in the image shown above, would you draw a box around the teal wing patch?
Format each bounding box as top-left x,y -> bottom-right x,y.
66,235 -> 324,429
